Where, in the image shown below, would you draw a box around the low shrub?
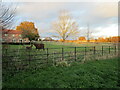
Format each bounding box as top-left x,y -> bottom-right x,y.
55,60 -> 70,67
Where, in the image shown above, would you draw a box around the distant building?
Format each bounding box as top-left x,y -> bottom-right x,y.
78,37 -> 87,42
43,37 -> 54,41
78,37 -> 86,40
2,29 -> 29,43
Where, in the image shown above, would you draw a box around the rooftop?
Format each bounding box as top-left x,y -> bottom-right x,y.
2,29 -> 22,34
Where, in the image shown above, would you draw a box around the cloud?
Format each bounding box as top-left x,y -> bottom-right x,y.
16,2 -> 66,20
93,2 -> 118,18
92,24 -> 118,38
13,2 -> 118,39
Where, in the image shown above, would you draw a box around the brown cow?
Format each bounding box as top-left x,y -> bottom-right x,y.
34,43 -> 45,50
26,44 -> 33,50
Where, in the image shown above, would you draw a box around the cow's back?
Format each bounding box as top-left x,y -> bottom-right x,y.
34,43 -> 44,49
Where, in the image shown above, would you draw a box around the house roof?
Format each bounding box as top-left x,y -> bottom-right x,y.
2,29 -> 22,34
43,37 -> 53,41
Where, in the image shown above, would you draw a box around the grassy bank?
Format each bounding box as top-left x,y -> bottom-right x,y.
3,57 -> 119,88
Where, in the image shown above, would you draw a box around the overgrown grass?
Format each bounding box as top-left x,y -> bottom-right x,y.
2,42 -> 119,88
3,57 -> 119,88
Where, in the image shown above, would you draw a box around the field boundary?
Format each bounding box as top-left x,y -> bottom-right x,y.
2,45 -> 119,80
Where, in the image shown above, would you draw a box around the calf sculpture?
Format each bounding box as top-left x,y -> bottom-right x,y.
34,43 -> 45,50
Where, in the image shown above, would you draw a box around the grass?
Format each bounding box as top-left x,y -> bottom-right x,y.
2,42 -> 118,72
3,57 -> 119,88
2,42 -> 120,88
2,42 -> 118,66
4,42 -> 118,56
4,41 -> 117,48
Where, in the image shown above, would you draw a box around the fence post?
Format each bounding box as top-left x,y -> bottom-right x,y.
85,47 -> 86,55
28,50 -> 31,65
53,51 -> 55,66
102,46 -> 103,56
47,48 -> 49,64
84,47 -> 87,62
115,45 -> 116,54
94,46 -> 96,55
62,48 -> 64,61
5,48 -> 8,55
5,48 -> 8,67
74,47 -> 76,61
109,46 -> 110,54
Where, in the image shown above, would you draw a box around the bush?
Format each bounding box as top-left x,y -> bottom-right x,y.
55,60 -> 70,67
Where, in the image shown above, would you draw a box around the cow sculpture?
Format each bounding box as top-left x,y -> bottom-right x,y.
34,43 -> 45,50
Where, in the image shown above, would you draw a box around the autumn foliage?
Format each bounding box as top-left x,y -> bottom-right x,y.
58,36 -> 120,43
96,36 -> 120,42
78,37 -> 86,41
16,21 -> 39,41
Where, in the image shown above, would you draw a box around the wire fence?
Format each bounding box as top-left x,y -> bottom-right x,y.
2,45 -> 119,81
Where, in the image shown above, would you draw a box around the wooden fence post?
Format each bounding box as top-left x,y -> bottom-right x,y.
85,47 -> 86,55
74,47 -> 76,61
83,47 -> 87,62
5,48 -> 8,67
109,46 -> 110,54
62,48 -> 64,61
115,45 -> 116,54
5,48 -> 8,55
28,50 -> 31,65
102,46 -> 103,56
47,48 -> 49,64
94,46 -> 96,55
53,51 -> 55,66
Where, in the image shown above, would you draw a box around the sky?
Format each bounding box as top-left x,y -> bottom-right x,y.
4,1 -> 118,40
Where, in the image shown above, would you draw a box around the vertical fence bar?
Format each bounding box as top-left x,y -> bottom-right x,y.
53,51 -> 55,66
46,48 -> 49,64
85,47 -> 86,55
109,46 -> 110,54
115,45 -> 116,54
5,48 -> 7,55
62,48 -> 64,60
84,47 -> 86,62
5,48 -> 8,68
28,50 -> 30,65
74,47 -> 76,61
102,46 -> 103,56
94,46 -> 96,55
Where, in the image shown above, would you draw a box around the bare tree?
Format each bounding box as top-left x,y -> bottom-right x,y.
0,2 -> 16,30
86,24 -> 93,42
86,24 -> 90,42
52,10 -> 79,41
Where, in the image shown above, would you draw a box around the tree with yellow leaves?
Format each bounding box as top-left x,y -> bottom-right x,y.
16,21 -> 39,41
52,10 -> 79,41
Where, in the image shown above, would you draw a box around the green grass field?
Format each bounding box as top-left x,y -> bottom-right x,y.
2,42 -> 118,71
3,58 -> 119,88
2,42 -> 120,88
5,41 -> 118,49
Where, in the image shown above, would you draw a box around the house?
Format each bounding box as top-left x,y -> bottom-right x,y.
2,29 -> 29,43
78,37 -> 86,41
78,37 -> 87,42
43,37 -> 54,41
